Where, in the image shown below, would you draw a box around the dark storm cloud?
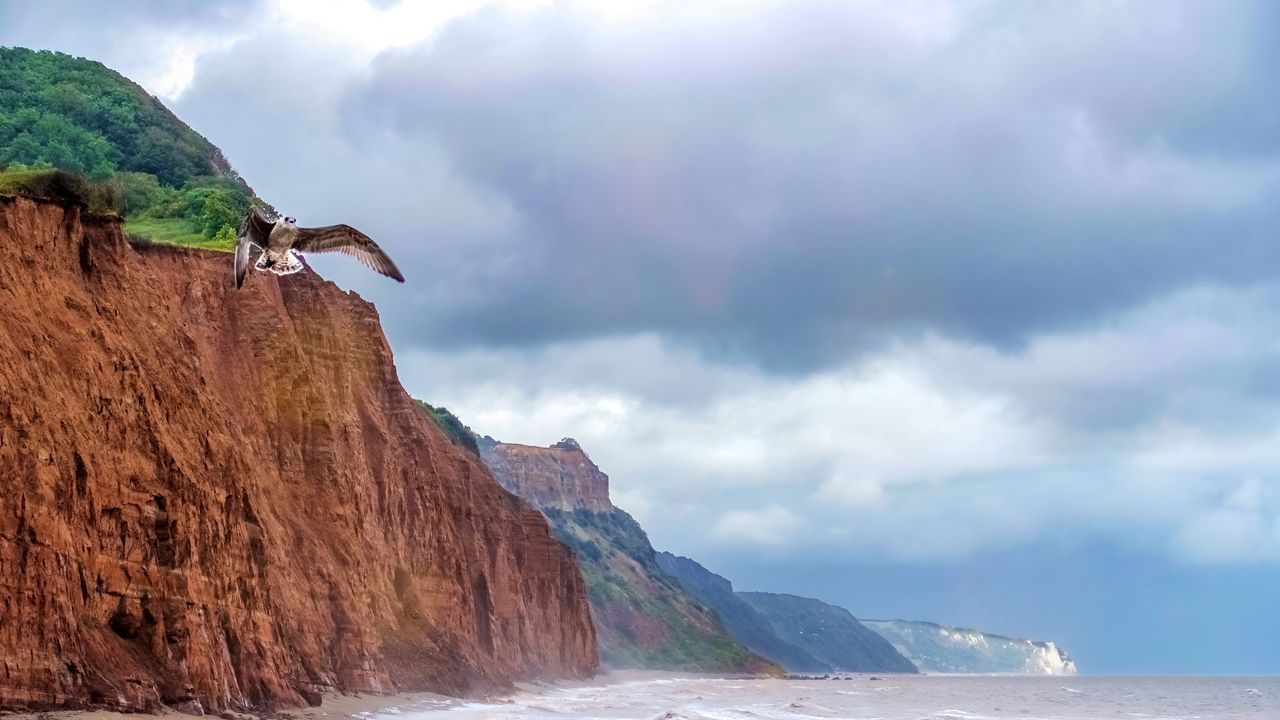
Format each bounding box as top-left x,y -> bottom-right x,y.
330,0 -> 1280,372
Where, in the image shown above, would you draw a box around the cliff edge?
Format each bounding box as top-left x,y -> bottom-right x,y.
479,438 -> 613,513
0,196 -> 597,713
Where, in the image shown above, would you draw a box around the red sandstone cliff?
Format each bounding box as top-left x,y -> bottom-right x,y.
478,439 -> 613,513
0,196 -> 597,713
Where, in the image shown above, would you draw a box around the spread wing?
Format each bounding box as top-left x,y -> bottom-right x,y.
235,209 -> 273,288
292,224 -> 405,283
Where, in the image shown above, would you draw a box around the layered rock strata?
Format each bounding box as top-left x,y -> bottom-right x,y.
479,439 -> 613,513
0,196 -> 597,713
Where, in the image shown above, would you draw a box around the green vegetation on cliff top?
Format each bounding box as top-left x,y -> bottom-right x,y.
413,401 -> 481,456
0,47 -> 264,250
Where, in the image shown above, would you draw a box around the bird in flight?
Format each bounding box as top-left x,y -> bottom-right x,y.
234,209 -> 404,288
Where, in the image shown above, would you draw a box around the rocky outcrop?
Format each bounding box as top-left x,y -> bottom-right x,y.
480,440 -> 778,674
655,553 -> 916,674
862,619 -> 1077,675
479,438 -> 613,513
0,196 -> 597,713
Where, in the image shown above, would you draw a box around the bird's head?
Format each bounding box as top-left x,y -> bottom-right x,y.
283,216 -> 297,225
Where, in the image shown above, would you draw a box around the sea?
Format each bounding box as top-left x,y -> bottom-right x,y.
377,674 -> 1277,720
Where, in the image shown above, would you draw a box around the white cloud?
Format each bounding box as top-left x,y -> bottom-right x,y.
402,332 -> 1045,501
712,505 -> 801,547
1173,480 -> 1280,564
610,486 -> 653,524
409,283 -> 1280,564
814,474 -> 886,509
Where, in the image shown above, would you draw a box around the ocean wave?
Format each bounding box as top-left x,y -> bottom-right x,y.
932,710 -> 998,720
386,673 -> 1278,720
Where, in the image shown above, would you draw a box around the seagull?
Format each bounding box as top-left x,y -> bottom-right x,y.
234,209 -> 405,288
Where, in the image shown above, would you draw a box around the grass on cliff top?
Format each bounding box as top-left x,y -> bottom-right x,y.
0,166 -> 247,252
0,166 -> 116,211
124,216 -> 236,251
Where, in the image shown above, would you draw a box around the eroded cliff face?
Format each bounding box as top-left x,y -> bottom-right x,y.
0,196 -> 597,713
479,439 -> 612,513
480,439 -> 779,675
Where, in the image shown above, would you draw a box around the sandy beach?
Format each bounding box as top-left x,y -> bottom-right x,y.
0,671 -> 741,720
0,689 -> 456,720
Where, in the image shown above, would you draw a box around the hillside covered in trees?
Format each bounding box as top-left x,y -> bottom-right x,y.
0,47 -> 264,249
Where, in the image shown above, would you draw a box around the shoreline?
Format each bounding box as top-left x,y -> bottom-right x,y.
0,671 -> 758,720
1,672 -> 1257,720
0,689 -> 458,720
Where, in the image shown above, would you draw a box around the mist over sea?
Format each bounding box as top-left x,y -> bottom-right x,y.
379,674 -> 1276,720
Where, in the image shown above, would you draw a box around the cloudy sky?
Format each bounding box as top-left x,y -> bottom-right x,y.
4,0 -> 1278,674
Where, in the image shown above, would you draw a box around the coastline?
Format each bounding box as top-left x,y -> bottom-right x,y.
0,671 -> 759,720
0,690 -> 457,720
